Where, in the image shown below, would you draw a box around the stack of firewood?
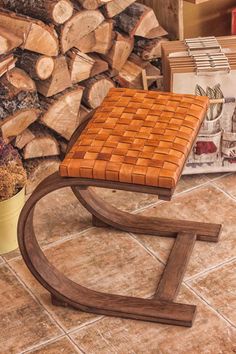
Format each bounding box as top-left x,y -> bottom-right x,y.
0,0 -> 168,192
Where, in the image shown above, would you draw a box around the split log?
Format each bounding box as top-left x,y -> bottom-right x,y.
25,157 -> 60,194
79,104 -> 92,123
76,20 -> 113,54
60,10 -> 104,53
58,137 -> 68,155
102,32 -> 134,71
114,3 -> 167,39
0,68 -> 38,121
134,37 -> 168,61
40,86 -> 84,140
0,54 -> 17,78
36,56 -> 72,97
82,74 -> 115,109
23,126 -> 60,159
0,109 -> 40,140
17,51 -> 55,81
90,54 -> 109,76
14,128 -> 35,149
76,0 -> 110,10
102,0 -> 136,18
1,0 -> 74,25
67,49 -> 95,83
0,25 -> 22,55
0,10 -> 59,56
114,53 -> 160,89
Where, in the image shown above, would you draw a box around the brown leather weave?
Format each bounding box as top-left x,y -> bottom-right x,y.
60,88 -> 209,189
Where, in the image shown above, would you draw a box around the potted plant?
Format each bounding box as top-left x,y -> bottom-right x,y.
0,138 -> 27,254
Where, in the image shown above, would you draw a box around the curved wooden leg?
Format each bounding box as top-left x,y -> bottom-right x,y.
18,172 -> 198,327
72,186 -> 221,243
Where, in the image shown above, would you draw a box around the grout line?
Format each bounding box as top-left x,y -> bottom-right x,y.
42,226 -> 95,251
66,335 -> 85,354
132,180 -> 213,215
6,261 -> 67,334
185,283 -> 236,329
68,316 -> 105,336
0,256 -> 6,264
207,172 -> 234,182
19,334 -> 66,354
67,334 -> 86,354
68,317 -> 104,335
3,226 -> 95,263
128,232 -> 166,266
210,181 -> 236,203
185,257 -> 236,282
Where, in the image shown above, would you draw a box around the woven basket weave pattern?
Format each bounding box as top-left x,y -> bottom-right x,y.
60,88 -> 208,189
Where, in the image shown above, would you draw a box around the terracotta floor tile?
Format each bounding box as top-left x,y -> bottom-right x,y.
175,173 -> 209,194
95,174 -> 210,214
3,248 -> 21,261
9,259 -> 99,332
94,188 -> 159,212
204,172 -> 228,180
189,259 -> 236,326
135,185 -> 236,277
71,286 -> 236,354
10,228 -> 163,331
0,265 -> 61,354
213,173 -> 236,198
4,188 -> 93,261
26,337 -> 80,353
33,188 -> 92,247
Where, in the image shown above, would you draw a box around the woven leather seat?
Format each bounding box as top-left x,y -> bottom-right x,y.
60,88 -> 209,190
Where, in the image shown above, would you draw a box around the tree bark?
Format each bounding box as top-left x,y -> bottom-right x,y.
102,0 -> 136,18
114,3 -> 167,39
23,125 -> 60,159
0,9 -> 59,56
2,0 -> 74,25
17,51 -> 55,81
134,37 -> 168,61
24,157 -> 60,194
82,74 -> 115,109
0,68 -> 38,121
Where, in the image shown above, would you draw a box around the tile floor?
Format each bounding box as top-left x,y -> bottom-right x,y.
1,172 -> 236,353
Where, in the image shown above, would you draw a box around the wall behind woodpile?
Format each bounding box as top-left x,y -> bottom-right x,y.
139,0 -> 235,40
138,0 -> 183,39
183,0 -> 235,38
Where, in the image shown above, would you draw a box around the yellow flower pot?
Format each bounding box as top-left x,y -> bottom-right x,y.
0,187 -> 25,255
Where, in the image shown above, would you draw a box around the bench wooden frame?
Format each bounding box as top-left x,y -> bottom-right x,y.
18,113 -> 222,328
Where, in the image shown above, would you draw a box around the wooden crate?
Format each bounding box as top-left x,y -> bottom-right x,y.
140,0 -> 235,39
